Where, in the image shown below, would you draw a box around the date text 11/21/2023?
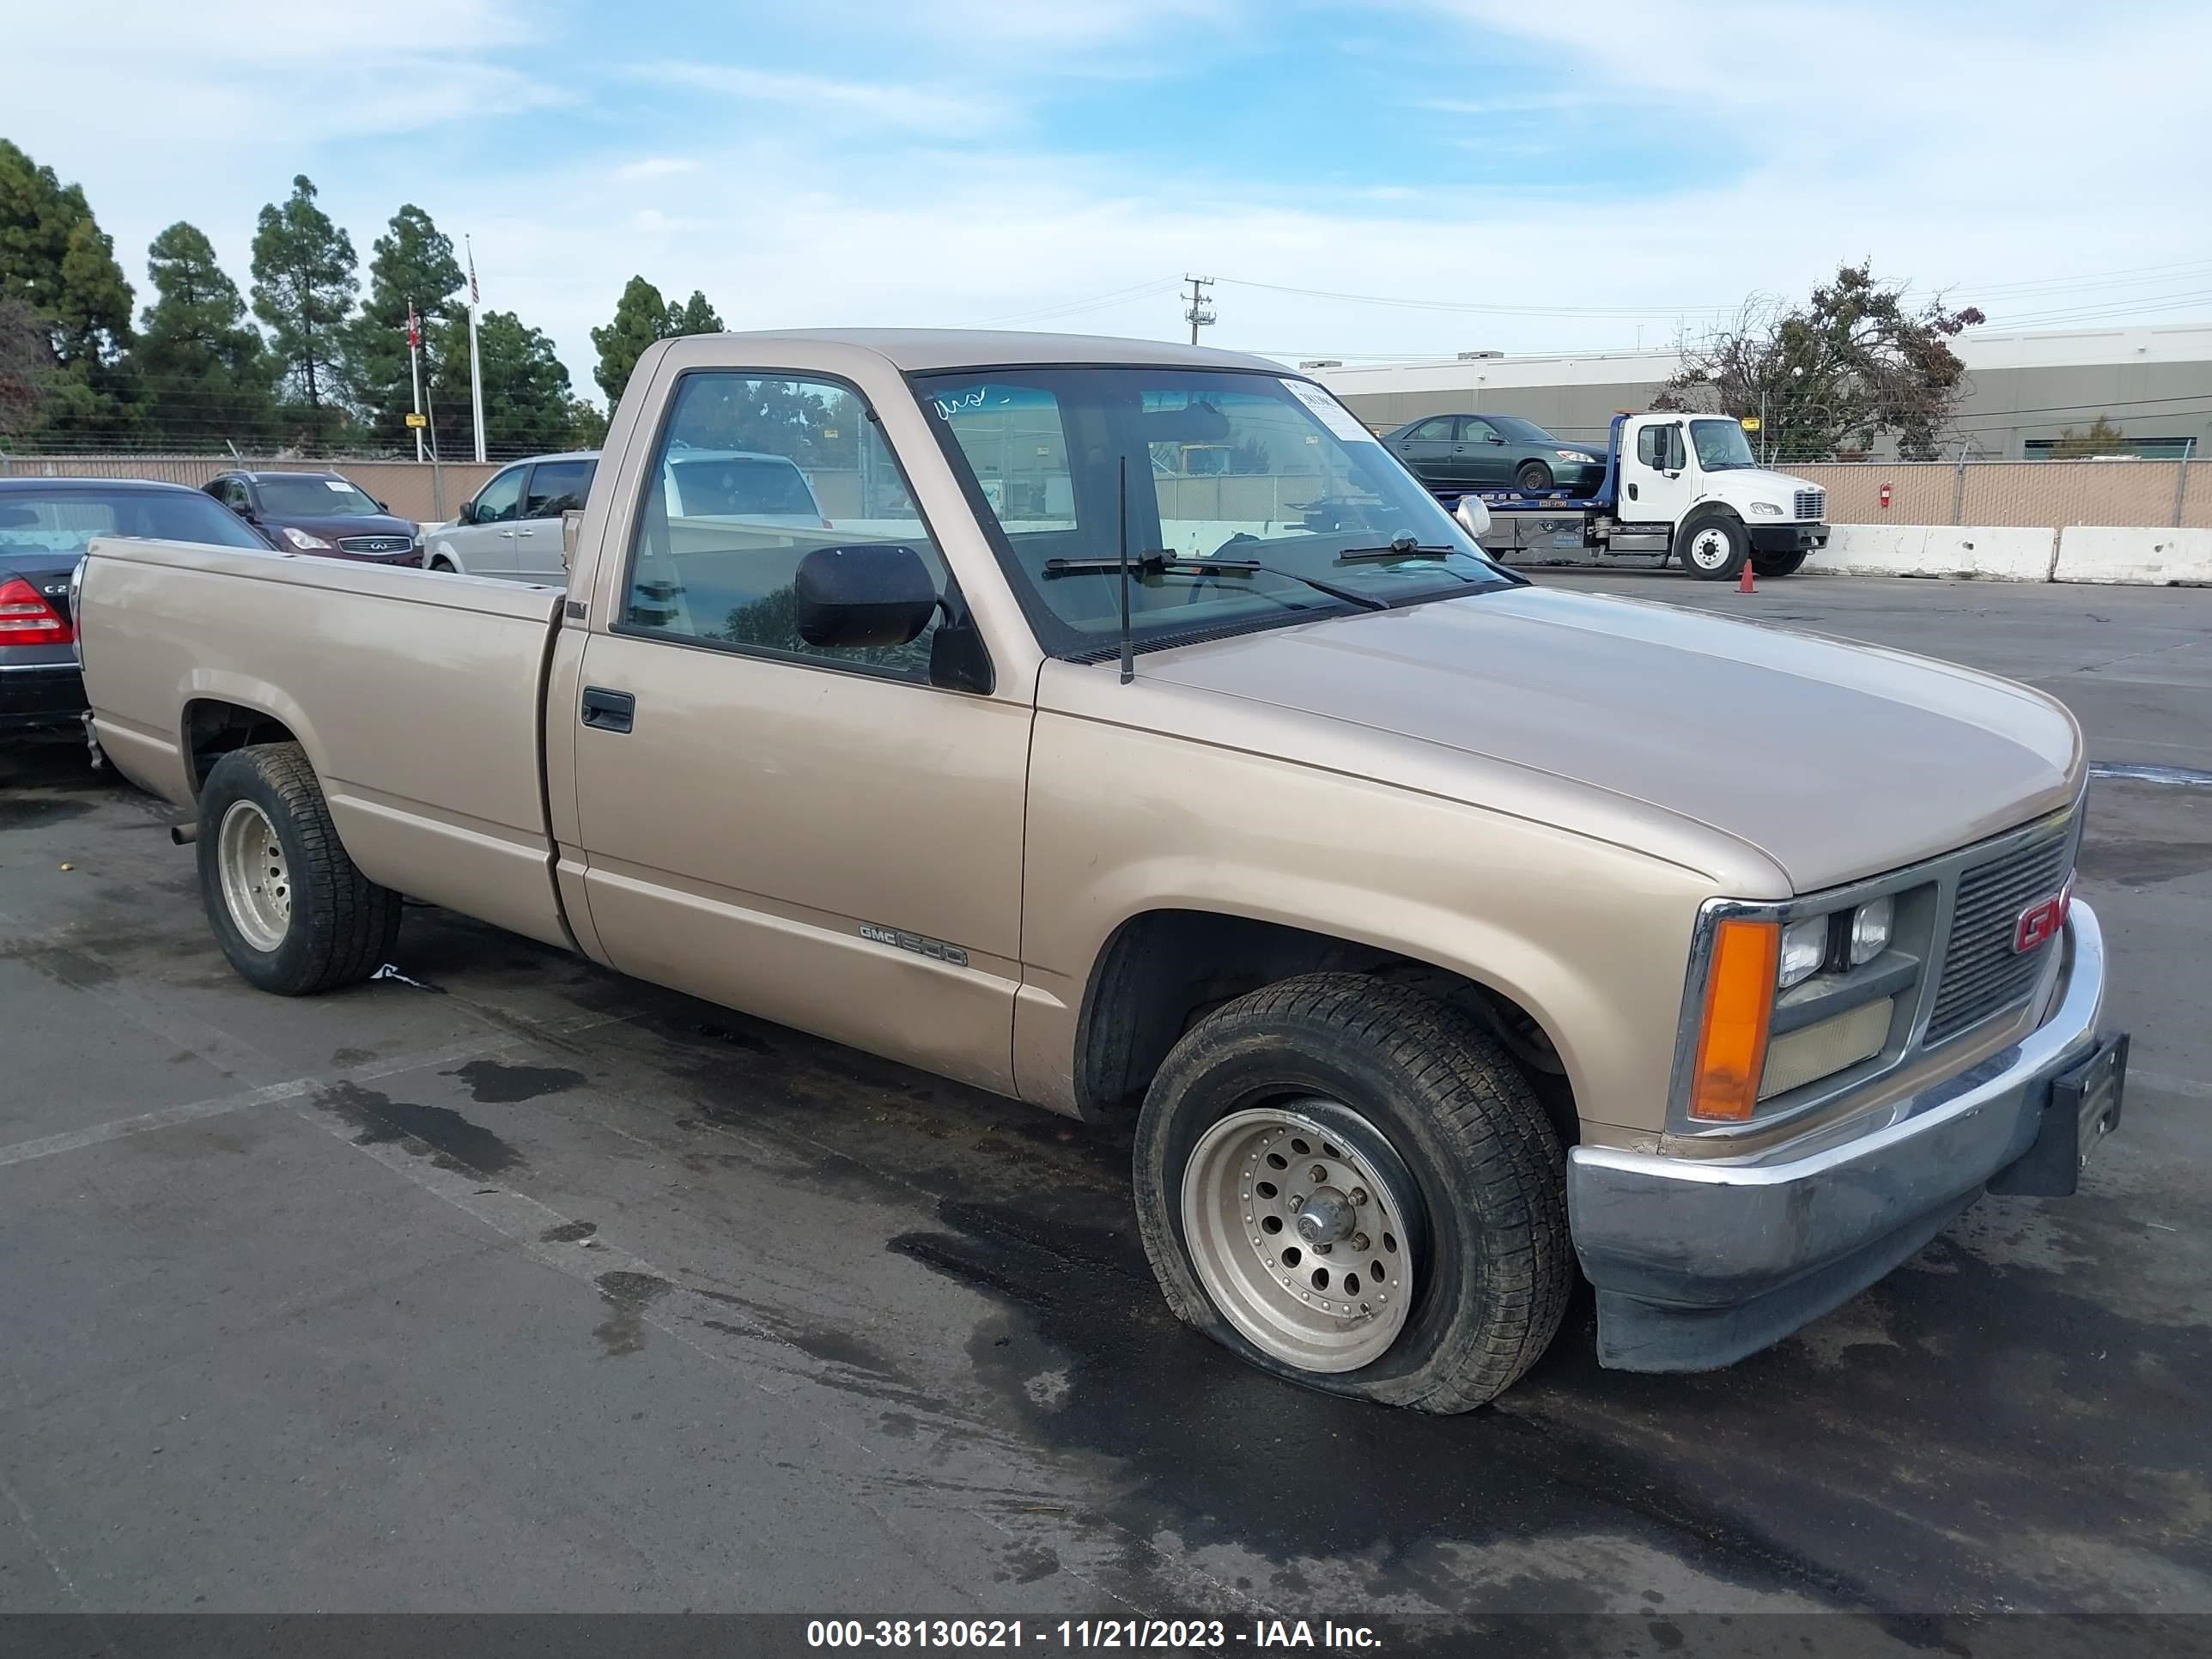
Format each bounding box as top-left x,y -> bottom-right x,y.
805,1619 -> 1383,1649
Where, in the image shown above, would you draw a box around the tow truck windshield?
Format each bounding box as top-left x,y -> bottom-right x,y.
915,366 -> 1510,657
1690,419 -> 1759,471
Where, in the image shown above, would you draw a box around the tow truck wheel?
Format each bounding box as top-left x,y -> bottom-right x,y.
1677,512 -> 1748,580
1133,972 -> 1571,1413
197,742 -> 402,996
1513,460 -> 1553,493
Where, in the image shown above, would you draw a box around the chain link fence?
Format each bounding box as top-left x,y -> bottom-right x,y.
0,452 -> 504,524
1790,458 -> 2208,529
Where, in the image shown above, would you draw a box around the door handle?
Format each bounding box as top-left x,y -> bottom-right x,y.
580,686 -> 635,733
1628,483 -> 1639,500
516,526 -> 536,537
499,529 -> 517,538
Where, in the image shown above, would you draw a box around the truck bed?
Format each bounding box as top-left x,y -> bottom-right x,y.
79,539 -> 573,949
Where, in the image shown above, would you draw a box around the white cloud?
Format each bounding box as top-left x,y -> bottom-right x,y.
628,63 -> 990,131
614,157 -> 702,181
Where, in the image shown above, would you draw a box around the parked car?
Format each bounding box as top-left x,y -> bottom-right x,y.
1,478 -> 276,737
423,447 -> 827,584
204,470 -> 420,566
423,452 -> 599,584
1383,413 -> 1607,495
77,330 -> 2124,1413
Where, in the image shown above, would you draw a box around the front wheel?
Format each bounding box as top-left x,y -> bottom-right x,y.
1133,973 -> 1571,1413
1514,460 -> 1554,493
197,743 -> 401,995
1752,550 -> 1808,577
1677,513 -> 1748,580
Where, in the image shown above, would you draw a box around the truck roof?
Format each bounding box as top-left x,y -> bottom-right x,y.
690,328 -> 1288,374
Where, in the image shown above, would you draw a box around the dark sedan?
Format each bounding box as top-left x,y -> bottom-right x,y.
0,478 -> 277,737
1382,413 -> 1608,495
204,469 -> 421,565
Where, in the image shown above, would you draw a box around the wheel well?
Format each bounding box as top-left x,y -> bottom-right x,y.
184,700 -> 299,795
1073,909 -> 1578,1146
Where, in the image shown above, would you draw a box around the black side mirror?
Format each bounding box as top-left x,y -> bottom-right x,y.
456,501 -> 477,525
793,544 -> 937,649
376,499 -> 390,512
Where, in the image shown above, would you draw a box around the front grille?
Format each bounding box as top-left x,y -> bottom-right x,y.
1925,826 -> 2073,1043
339,536 -> 412,554
1793,489 -> 1826,521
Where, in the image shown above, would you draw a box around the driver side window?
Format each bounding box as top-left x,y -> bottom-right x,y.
472,467 -> 526,525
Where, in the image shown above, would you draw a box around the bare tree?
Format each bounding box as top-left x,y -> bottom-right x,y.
1657,262 -> 1984,461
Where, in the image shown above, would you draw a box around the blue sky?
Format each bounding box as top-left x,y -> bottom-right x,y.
10,0 -> 2212,402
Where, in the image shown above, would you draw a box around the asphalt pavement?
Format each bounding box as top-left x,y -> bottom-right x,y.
1,573 -> 2206,1652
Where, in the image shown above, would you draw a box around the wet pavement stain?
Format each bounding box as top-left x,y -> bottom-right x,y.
889,1182 -> 2212,1620
593,1269 -> 672,1357
0,797 -> 94,830
540,1219 -> 598,1243
2074,837 -> 2212,886
316,1080 -> 525,1175
444,1058 -> 586,1103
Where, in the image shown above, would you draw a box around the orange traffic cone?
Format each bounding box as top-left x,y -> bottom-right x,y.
1738,562 -> 1756,594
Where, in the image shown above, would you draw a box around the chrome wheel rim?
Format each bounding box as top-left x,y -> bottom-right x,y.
1181,1103 -> 1416,1373
216,799 -> 291,952
1687,526 -> 1734,569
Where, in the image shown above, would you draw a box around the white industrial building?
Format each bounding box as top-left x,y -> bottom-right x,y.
1311,324 -> 2212,461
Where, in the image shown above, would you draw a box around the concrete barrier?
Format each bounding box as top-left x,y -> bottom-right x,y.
1810,524 -> 2058,580
2054,526 -> 2212,586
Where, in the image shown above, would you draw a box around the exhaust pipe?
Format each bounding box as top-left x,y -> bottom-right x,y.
170,822 -> 199,846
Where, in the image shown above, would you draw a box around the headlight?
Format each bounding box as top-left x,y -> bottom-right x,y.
1778,915 -> 1828,989
1557,450 -> 1597,464
1847,896 -> 1893,966
1747,501 -> 1784,516
281,526 -> 334,550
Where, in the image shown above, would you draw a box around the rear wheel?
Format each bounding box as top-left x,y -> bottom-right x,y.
1133,973 -> 1571,1413
1514,460 -> 1554,493
197,743 -> 400,995
1677,512 -> 1748,580
1752,549 -> 1808,577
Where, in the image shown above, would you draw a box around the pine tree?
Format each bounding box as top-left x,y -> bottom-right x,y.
428,309 -> 577,456
590,275 -> 672,408
343,204 -> 464,447
0,138 -> 137,441
136,222 -> 279,449
249,174 -> 358,425
666,289 -> 723,336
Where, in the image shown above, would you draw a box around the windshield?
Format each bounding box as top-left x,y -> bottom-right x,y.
257,475 -> 385,516
913,367 -> 1511,657
1690,419 -> 1758,471
0,489 -> 271,556
666,455 -> 821,518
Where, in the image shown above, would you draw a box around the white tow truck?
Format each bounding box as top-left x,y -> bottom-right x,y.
1441,412 -> 1831,580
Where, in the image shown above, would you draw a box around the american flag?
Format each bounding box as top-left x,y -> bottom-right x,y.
406,302 -> 420,348
467,238 -> 479,307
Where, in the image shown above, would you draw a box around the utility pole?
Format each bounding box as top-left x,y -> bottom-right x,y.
466,236 -> 488,465
1183,275 -> 1215,346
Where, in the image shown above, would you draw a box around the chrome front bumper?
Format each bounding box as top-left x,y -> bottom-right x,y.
1567,900 -> 2116,1372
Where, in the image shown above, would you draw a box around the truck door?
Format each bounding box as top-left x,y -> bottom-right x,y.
564,368 -> 1029,1095
1619,418 -> 1695,530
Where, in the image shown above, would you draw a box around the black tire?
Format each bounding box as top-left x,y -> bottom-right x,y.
196,743 -> 401,995
1751,550 -> 1808,577
1675,510 -> 1748,580
427,556 -> 456,574
1133,972 -> 1571,1413
1513,460 -> 1553,493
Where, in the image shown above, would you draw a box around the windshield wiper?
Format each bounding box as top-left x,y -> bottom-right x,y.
1335,543 -> 1459,562
1042,551 -> 1387,611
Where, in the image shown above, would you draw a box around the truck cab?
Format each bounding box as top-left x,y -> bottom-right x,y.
1612,412 -> 1831,578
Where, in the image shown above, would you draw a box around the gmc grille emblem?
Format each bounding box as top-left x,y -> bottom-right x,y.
2014,881 -> 2072,953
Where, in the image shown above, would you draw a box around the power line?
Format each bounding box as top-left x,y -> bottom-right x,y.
1183,275 -> 1216,347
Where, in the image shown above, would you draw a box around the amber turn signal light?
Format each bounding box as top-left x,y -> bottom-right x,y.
1688,919 -> 1778,1121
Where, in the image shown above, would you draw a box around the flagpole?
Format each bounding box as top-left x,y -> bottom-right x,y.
406,299 -> 425,464
466,235 -> 487,465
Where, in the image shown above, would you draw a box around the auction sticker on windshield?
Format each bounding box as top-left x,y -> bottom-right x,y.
1281,379 -> 1379,445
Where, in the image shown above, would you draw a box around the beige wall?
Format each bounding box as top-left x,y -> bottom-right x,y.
0,454 -> 503,524
1795,459 -> 2209,529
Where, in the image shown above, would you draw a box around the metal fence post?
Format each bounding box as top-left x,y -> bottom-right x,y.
1952,448 -> 1969,526
2173,459 -> 2192,529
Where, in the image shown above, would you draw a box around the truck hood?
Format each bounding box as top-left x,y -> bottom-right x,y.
1139,586 -> 2082,892
1705,466 -> 1814,501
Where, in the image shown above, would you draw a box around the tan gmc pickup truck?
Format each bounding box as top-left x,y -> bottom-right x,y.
76,330 -> 2127,1412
